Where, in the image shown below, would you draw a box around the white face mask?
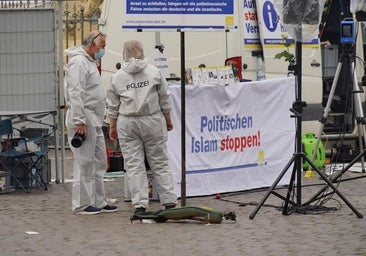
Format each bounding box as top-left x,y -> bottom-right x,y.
95,48 -> 105,59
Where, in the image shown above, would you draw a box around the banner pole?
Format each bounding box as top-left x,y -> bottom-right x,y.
180,31 -> 186,206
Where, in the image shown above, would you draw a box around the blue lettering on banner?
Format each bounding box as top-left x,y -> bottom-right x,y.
200,114 -> 253,133
188,114 -> 261,154
245,23 -> 260,34
243,0 -> 256,8
262,1 -> 278,32
264,38 -> 319,45
126,0 -> 233,15
264,39 -> 285,44
245,38 -> 260,44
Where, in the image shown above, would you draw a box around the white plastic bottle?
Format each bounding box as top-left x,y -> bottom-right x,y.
256,55 -> 265,81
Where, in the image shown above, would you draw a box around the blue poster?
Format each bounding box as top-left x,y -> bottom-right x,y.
122,0 -> 238,30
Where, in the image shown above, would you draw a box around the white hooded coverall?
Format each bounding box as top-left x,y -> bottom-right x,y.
64,45 -> 108,212
106,58 -> 177,209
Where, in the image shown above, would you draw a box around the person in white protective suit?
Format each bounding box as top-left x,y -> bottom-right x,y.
106,40 -> 178,215
64,30 -> 118,215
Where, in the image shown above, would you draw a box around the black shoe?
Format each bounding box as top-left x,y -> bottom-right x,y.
77,206 -> 102,215
164,203 -> 176,210
101,205 -> 118,213
134,207 -> 146,215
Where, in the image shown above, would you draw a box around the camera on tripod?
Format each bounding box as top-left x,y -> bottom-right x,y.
340,19 -> 355,44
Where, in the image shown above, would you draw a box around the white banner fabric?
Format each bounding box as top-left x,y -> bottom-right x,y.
167,77 -> 296,197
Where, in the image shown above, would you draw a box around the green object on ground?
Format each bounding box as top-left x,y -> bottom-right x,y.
131,206 -> 236,224
302,133 -> 325,170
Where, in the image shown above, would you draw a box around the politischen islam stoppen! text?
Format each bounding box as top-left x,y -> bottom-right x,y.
191,114 -> 260,153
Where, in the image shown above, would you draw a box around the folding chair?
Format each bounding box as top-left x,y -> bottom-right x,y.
0,119 -> 50,192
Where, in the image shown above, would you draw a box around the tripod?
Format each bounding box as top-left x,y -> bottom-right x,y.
304,44 -> 366,207
249,40 -> 363,219
310,44 -> 366,174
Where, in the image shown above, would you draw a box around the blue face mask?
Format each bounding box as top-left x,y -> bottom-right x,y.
95,48 -> 105,59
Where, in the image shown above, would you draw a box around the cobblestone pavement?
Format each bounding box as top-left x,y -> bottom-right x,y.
1,149 -> 366,256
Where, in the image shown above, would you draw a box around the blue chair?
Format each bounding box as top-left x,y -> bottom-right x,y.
0,119 -> 50,192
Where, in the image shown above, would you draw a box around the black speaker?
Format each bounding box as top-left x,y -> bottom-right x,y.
108,152 -> 124,172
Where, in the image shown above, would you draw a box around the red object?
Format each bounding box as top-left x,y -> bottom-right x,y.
215,193 -> 222,199
106,148 -> 112,169
225,56 -> 242,80
112,151 -> 122,156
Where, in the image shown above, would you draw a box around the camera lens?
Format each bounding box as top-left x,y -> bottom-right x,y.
71,133 -> 84,148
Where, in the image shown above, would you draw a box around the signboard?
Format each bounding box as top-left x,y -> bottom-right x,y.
241,0 -> 261,49
168,77 -> 296,197
256,0 -> 319,46
254,0 -> 322,80
122,0 -> 238,30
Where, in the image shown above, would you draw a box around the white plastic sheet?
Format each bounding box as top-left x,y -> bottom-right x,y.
273,0 -> 326,42
351,0 -> 366,13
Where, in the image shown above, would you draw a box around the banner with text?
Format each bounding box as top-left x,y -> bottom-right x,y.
241,0 -> 261,49
168,77 -> 296,197
122,0 -> 238,30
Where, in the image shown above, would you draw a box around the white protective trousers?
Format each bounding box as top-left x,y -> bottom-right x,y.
117,112 -> 177,209
68,126 -> 108,212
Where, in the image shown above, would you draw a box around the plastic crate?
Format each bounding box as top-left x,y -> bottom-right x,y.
321,45 -> 339,78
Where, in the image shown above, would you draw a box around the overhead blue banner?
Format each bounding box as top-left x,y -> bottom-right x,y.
126,0 -> 234,15
122,0 -> 238,31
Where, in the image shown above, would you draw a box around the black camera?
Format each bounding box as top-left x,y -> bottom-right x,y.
71,132 -> 85,148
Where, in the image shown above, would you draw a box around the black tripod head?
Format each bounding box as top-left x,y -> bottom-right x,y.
341,43 -> 355,53
339,43 -> 356,62
290,100 -> 307,116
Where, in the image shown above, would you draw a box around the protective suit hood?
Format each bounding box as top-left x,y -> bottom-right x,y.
122,58 -> 148,74
64,45 -> 94,62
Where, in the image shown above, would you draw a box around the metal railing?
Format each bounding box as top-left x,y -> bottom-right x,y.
0,0 -> 52,8
0,0 -> 104,183
62,0 -> 102,50
0,0 -> 103,49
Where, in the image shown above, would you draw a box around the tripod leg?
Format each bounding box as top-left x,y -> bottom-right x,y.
249,155 -> 296,219
304,155 -> 363,218
309,62 -> 344,170
306,149 -> 366,203
356,127 -> 365,172
351,61 -> 366,172
282,163 -> 298,215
